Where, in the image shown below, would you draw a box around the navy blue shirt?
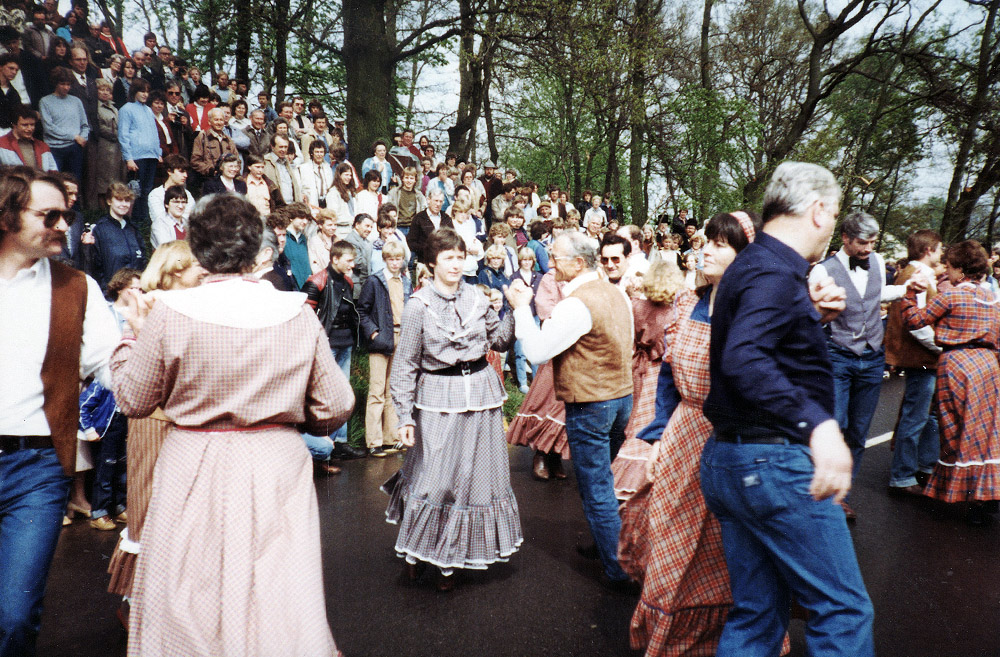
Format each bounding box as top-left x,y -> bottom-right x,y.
703,232 -> 834,444
90,214 -> 147,295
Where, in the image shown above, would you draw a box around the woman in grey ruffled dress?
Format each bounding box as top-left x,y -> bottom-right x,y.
384,227 -> 522,591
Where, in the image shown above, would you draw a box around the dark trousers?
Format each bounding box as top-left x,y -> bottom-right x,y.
50,143 -> 84,184
130,158 -> 159,239
0,447 -> 70,657
90,413 -> 127,519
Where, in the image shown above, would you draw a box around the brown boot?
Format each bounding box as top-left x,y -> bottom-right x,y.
532,451 -> 550,481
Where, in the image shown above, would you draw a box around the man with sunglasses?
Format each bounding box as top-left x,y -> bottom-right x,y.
0,167 -> 119,656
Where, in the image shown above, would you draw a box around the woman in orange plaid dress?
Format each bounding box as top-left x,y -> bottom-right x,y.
619,212 -> 763,657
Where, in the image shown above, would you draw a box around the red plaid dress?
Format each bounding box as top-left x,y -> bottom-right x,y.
618,290 -> 730,656
613,300 -> 678,499
902,282 -> 1000,502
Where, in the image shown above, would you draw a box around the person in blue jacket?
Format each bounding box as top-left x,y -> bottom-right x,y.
117,77 -> 161,236
89,182 -> 147,294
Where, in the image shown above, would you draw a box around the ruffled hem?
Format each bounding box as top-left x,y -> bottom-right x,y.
612,437 -> 654,500
924,460 -> 1000,502
382,470 -> 524,570
630,600 -> 729,657
107,537 -> 137,597
506,412 -> 570,459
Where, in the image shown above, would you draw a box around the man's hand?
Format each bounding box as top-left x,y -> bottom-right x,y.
126,159 -> 139,172
809,276 -> 846,324
504,278 -> 533,310
907,273 -> 930,293
74,135 -> 87,147
370,331 -> 378,340
808,419 -> 853,503
397,425 -> 415,447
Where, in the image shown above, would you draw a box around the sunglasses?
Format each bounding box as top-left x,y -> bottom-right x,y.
28,207 -> 75,227
600,255 -> 623,265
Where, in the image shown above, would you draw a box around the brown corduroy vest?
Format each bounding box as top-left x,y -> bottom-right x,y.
40,259 -> 87,476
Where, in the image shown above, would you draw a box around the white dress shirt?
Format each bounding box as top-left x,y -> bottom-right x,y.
0,258 -> 119,436
513,270 -> 633,365
810,249 -> 905,302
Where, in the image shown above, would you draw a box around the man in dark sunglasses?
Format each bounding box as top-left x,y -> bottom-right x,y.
0,167 -> 119,655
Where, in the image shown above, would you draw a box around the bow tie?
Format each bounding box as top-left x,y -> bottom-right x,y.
849,256 -> 870,271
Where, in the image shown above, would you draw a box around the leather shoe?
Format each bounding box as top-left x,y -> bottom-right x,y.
532,452 -> 550,481
90,516 -> 117,531
436,570 -> 456,592
406,561 -> 427,581
915,471 -> 930,487
888,484 -> 924,497
332,442 -> 367,460
314,461 -> 342,476
115,511 -> 128,523
840,501 -> 857,522
368,446 -> 387,458
576,542 -> 600,560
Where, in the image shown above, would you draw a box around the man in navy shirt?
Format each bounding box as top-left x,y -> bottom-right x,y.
701,162 -> 874,657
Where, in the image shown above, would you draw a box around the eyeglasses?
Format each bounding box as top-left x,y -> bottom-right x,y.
168,198 -> 188,205
27,207 -> 75,227
166,90 -> 181,96
600,255 -> 623,265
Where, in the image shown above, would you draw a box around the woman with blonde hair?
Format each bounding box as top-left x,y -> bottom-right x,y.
106,240 -> 205,625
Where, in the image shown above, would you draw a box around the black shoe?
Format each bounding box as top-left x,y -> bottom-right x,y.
368,446 -> 387,458
575,542 -> 600,560
984,500 -> 999,514
332,442 -> 366,460
915,471 -> 931,487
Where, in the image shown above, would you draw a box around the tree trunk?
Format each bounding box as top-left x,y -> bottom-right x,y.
699,0 -> 714,90
343,0 -> 395,172
272,0 -> 291,102
233,0 -> 252,84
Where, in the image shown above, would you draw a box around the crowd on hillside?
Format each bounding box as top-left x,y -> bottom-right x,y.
2,3 -> 1000,657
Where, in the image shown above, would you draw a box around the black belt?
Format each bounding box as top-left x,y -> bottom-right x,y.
0,435 -> 54,454
425,357 -> 489,376
715,432 -> 790,445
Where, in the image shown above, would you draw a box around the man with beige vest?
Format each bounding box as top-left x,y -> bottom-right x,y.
0,168 -> 118,655
507,230 -> 635,590
884,229 -> 943,496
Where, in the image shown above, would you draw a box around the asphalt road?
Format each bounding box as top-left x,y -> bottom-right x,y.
38,376 -> 1000,656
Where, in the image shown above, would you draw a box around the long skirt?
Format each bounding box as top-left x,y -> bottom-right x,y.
107,414 -> 169,597
384,406 -> 523,570
127,427 -> 338,657
506,361 -> 570,459
925,348 -> 1000,502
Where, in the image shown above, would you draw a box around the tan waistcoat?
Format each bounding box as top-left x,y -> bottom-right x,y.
552,278 -> 633,403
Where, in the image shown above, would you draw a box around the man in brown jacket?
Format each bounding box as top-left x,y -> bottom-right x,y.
884,229 -> 943,495
0,168 -> 118,654
507,230 -> 635,591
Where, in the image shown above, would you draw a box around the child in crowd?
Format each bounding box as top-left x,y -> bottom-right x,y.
355,169 -> 383,220
487,222 -> 518,276
414,263 -> 432,290
308,208 -> 339,274
79,268 -> 136,530
358,240 -> 412,457
478,243 -> 511,293
370,207 -> 411,274
685,233 -> 706,269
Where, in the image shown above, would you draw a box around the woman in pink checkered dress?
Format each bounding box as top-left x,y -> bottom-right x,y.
111,195 -> 354,657
902,239 -> 1000,526
619,212 -> 776,657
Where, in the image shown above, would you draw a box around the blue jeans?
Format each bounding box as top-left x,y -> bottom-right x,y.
302,433 -> 335,461
563,395 -> 632,581
130,158 -> 158,238
331,346 -> 353,443
49,143 -> 84,185
828,343 -> 884,482
0,447 -> 71,657
889,367 -> 939,487
511,339 -> 528,388
700,437 -> 875,657
90,412 -> 127,519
